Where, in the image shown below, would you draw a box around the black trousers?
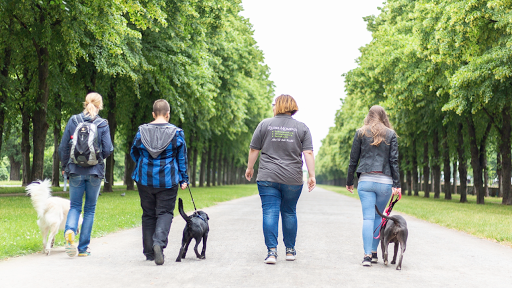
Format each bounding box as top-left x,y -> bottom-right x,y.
137,183 -> 179,258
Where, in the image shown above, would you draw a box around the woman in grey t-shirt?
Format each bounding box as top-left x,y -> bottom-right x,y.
245,94 -> 316,264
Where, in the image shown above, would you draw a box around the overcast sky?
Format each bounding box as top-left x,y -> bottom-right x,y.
240,0 -> 384,154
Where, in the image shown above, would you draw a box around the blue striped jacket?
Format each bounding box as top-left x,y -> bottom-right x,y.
130,124 -> 189,188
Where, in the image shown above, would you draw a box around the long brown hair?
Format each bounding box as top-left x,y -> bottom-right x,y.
83,92 -> 103,118
358,105 -> 395,146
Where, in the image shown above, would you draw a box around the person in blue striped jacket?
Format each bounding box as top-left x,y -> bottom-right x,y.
130,99 -> 189,265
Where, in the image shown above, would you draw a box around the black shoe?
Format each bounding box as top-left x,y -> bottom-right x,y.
371,252 -> 378,263
153,245 -> 164,265
362,256 -> 372,267
146,255 -> 155,261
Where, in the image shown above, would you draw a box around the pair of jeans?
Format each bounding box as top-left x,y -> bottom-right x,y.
64,174 -> 102,253
137,183 -> 178,258
257,181 -> 303,250
357,181 -> 393,255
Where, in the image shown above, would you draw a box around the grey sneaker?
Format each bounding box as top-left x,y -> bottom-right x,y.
286,248 -> 296,261
362,256 -> 372,267
264,249 -> 277,264
371,252 -> 378,263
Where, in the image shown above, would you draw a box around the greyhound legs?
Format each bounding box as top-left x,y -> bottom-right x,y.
391,241 -> 399,264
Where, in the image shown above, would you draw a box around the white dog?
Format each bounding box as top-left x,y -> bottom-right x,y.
26,179 -> 83,255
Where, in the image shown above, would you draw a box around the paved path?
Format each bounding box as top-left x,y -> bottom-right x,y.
0,187 -> 510,288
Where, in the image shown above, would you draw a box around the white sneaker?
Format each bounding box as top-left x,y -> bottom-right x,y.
286,248 -> 296,261
264,250 -> 277,264
64,230 -> 78,257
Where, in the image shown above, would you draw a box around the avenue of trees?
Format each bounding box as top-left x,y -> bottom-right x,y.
0,0 -> 274,190
316,0 -> 512,205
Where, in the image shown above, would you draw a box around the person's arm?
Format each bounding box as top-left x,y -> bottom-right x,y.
389,132 -> 401,195
59,117 -> 74,175
303,150 -> 316,192
101,124 -> 114,159
245,148 -> 260,181
130,131 -> 140,163
346,131 -> 362,194
176,131 -> 189,189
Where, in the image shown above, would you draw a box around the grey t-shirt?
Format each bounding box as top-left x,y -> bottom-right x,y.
250,114 -> 313,185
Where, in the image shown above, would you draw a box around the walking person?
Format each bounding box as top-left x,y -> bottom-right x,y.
346,105 -> 401,267
130,99 -> 189,265
59,92 -> 114,257
245,94 -> 316,264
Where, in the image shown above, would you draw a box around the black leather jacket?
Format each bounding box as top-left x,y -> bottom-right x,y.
347,129 -> 400,188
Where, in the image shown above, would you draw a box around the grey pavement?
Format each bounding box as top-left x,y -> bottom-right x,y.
0,187 -> 510,288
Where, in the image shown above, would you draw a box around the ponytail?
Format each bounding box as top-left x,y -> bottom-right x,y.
83,92 -> 103,118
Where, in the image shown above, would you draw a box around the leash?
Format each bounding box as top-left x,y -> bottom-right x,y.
373,190 -> 401,239
187,185 -> 197,212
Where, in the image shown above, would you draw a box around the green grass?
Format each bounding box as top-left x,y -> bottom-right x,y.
0,180 -> 22,186
320,185 -> 512,246
0,185 -> 128,195
0,184 -> 258,259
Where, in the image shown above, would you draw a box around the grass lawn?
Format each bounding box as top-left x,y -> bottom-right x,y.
319,185 -> 512,246
0,184 -> 258,260
0,184 -> 128,195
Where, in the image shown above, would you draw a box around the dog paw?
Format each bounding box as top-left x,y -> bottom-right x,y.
396,266 -> 401,270
384,260 -> 388,265
391,261 -> 396,264
199,255 -> 205,259
45,249 -> 51,256
175,259 -> 181,262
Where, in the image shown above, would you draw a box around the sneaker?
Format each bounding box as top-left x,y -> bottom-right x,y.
371,252 -> 378,263
286,248 -> 296,261
362,255 -> 372,267
153,245 -> 164,265
64,230 -> 78,257
78,249 -> 91,257
264,249 -> 277,264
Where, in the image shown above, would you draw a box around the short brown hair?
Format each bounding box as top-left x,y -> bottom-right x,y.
274,94 -> 299,116
153,99 -> 170,116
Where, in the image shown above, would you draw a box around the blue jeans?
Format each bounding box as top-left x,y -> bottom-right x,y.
357,181 -> 392,255
64,174 -> 102,253
257,181 -> 303,250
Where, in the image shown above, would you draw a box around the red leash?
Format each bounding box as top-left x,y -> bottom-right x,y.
373,191 -> 401,239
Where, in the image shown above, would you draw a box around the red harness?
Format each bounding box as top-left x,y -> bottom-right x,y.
373,191 -> 401,239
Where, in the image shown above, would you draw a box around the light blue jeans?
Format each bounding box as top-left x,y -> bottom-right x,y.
357,181 -> 392,255
64,174 -> 102,253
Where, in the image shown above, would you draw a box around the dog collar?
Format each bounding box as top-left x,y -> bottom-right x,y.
195,214 -> 206,222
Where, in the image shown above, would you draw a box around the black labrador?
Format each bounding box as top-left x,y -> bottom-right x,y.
176,198 -> 209,262
375,205 -> 408,270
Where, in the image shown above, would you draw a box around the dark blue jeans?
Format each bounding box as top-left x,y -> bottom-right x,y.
257,181 -> 303,250
64,174 -> 102,253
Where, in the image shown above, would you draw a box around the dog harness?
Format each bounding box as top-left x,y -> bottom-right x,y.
373,191 -> 401,239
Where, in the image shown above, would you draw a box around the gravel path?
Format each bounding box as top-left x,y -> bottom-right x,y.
0,187 -> 509,288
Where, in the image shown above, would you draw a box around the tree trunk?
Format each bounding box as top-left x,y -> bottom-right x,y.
212,145 -> 219,186
406,157 -> 412,196
443,126 -> 451,200
206,143 -> 212,187
0,46 -> 11,156
124,152 -> 135,190
497,151 -> 503,198
51,95 -> 62,187
412,138 -> 419,196
467,116 -> 491,204
457,122 -> 468,203
199,146 -> 207,187
501,103 -> 511,205
452,161 -> 457,195
399,151 -> 406,190
8,156 -> 21,181
423,139 -> 430,198
484,155 -> 489,197
224,156 -> 229,185
21,112 -> 31,186
31,45 -> 50,181
432,129 -> 441,198
103,82 -> 117,192
217,149 -> 223,186
187,133 -> 194,173
192,146 -> 198,187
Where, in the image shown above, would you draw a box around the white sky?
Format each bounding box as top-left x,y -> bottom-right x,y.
240,0 -> 383,154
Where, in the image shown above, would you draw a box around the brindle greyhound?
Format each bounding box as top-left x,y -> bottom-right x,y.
375,205 -> 408,270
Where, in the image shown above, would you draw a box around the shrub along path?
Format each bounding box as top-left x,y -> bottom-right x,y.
0,187 -> 510,288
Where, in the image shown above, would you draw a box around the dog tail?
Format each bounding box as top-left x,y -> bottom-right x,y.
178,198 -> 191,223
375,205 -> 400,224
26,179 -> 52,218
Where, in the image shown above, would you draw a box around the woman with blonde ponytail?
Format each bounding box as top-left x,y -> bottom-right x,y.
58,92 -> 113,258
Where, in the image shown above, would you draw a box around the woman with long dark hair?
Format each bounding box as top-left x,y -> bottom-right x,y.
346,105 -> 401,267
